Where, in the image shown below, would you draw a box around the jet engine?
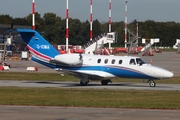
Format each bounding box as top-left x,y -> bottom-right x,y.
53,53 -> 83,65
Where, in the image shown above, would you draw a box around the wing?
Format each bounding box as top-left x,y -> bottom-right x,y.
55,68 -> 109,80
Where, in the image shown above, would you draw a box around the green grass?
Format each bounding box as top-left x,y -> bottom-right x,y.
0,72 -> 79,81
0,87 -> 180,109
0,72 -> 180,109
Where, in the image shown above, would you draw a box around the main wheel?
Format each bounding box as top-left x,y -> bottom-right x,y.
101,80 -> 112,85
101,80 -> 108,85
149,80 -> 156,87
80,81 -> 87,86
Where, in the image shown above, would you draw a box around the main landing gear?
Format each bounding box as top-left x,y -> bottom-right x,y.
148,80 -> 156,87
80,76 -> 89,86
101,79 -> 112,85
80,81 -> 88,86
80,79 -> 112,86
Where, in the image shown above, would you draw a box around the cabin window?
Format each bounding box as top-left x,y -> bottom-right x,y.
119,60 -> 122,64
129,59 -> 136,65
111,59 -> 115,64
97,59 -> 101,63
104,59 -> 108,64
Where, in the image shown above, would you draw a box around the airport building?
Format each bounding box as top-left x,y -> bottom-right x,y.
0,24 -> 31,61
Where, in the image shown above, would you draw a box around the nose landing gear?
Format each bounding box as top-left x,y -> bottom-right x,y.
148,80 -> 156,87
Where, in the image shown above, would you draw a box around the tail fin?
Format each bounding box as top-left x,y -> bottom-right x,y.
17,29 -> 60,61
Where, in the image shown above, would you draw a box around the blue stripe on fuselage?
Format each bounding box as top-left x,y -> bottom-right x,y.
31,57 -> 56,68
65,65 -> 156,79
58,65 -> 155,79
32,56 -> 156,79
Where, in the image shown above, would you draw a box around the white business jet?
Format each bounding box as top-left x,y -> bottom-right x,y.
17,29 -> 174,87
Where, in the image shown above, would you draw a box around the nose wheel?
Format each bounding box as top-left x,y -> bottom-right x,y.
148,80 -> 156,87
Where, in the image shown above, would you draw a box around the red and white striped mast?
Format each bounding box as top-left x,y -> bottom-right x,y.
124,0 -> 128,48
66,0 -> 69,52
108,0 -> 112,49
109,0 -> 112,33
90,0 -> 93,41
32,0 -> 35,30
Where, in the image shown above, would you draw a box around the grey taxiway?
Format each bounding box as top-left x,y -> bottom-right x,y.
1,51 -> 180,120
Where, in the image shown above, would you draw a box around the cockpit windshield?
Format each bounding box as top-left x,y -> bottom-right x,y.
136,58 -> 147,65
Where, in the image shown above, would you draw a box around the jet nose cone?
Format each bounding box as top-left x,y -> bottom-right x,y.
153,66 -> 174,78
164,70 -> 174,78
168,71 -> 174,78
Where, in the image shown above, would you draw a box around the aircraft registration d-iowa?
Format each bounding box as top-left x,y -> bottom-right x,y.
17,29 -> 173,87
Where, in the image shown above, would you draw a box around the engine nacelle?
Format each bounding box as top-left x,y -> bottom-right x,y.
54,54 -> 83,65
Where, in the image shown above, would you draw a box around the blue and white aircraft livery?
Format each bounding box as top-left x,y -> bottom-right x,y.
17,29 -> 174,87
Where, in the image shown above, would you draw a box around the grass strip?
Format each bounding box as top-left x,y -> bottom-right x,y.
0,87 -> 180,109
0,72 -> 79,81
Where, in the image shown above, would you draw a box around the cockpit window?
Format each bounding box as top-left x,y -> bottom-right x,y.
136,58 -> 147,65
129,59 -> 136,65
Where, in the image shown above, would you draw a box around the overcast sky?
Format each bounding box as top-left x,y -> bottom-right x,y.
0,0 -> 179,23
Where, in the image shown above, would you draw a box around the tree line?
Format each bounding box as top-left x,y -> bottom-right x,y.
0,13 -> 180,47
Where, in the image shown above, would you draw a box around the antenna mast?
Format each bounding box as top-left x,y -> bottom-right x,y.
109,0 -> 112,33
32,0 -> 35,30
124,0 -> 128,48
90,0 -> 93,41
66,0 -> 69,52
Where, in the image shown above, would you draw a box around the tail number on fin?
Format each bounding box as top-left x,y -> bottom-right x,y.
37,45 -> 50,49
